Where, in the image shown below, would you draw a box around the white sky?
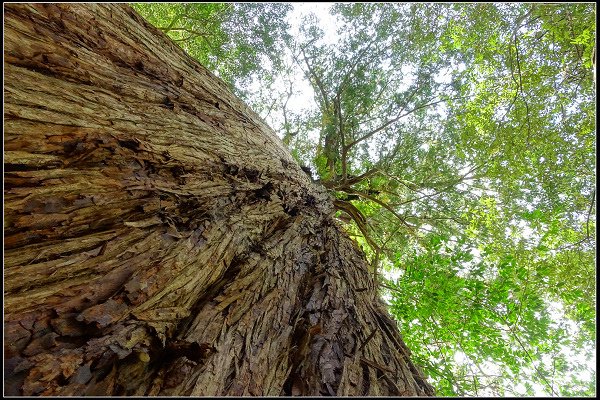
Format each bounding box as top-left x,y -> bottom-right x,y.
270,3 -> 339,141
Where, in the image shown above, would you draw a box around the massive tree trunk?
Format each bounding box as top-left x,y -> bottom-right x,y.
3,4 -> 434,396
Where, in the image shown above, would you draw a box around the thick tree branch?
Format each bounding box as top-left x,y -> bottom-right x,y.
334,92 -> 348,180
321,167 -> 380,190
342,188 -> 416,233
299,46 -> 331,111
333,199 -> 381,256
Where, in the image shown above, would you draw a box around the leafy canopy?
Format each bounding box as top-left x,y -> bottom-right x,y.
130,2 -> 292,101
132,3 -> 596,397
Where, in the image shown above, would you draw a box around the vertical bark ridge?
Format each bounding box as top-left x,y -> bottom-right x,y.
4,3 -> 434,396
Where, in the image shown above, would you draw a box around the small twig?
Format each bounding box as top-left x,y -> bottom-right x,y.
26,250 -> 47,266
358,329 -> 378,352
378,282 -> 403,295
360,357 -> 395,373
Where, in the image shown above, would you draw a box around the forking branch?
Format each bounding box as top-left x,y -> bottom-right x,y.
344,94 -> 469,151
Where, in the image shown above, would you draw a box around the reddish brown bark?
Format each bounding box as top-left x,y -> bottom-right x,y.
4,3 -> 434,396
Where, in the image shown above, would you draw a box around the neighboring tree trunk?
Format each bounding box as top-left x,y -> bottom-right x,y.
4,4 -> 434,396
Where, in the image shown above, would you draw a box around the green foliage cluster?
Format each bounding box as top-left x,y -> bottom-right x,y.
132,2 -> 595,396
131,2 -> 292,101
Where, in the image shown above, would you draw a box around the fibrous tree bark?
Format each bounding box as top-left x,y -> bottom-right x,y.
3,4 -> 434,396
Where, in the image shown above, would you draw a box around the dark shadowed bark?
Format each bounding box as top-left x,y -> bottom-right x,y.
3,4 -> 434,396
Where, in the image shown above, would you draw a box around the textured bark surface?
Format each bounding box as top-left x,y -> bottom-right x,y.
4,4 -> 435,396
